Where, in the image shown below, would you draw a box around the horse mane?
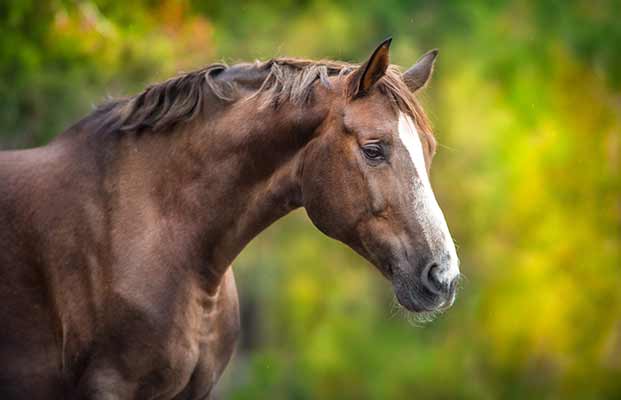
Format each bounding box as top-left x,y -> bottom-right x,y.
93,58 -> 432,135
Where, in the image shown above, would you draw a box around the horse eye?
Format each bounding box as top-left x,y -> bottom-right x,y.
362,144 -> 385,161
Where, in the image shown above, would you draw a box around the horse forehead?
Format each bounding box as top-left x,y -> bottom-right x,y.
342,99 -> 397,134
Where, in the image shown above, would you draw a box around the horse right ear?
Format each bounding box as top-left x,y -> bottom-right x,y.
349,37 -> 392,98
402,49 -> 438,92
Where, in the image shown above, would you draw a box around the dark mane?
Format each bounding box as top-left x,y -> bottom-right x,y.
93,58 -> 432,135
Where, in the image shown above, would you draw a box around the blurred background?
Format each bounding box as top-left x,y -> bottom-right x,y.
1,0 -> 620,398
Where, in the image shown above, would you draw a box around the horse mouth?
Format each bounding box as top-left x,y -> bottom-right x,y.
391,274 -> 457,314
398,290 -> 456,313
378,263 -> 447,312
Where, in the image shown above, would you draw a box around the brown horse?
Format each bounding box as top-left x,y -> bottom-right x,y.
0,38 -> 459,399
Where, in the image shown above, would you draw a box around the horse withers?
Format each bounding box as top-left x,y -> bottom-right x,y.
0,38 -> 459,399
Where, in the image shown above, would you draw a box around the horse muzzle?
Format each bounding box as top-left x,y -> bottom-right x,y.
391,253 -> 460,313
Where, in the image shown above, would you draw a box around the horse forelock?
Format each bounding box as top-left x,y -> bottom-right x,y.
88,58 -> 432,138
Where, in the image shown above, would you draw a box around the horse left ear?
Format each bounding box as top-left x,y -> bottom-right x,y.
350,37 -> 392,98
403,49 -> 438,92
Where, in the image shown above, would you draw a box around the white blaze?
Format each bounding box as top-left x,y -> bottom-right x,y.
397,112 -> 459,284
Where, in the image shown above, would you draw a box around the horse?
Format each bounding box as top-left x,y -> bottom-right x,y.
0,38 -> 459,399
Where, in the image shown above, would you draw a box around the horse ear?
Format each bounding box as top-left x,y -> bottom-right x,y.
402,49 -> 438,92
350,37 -> 392,98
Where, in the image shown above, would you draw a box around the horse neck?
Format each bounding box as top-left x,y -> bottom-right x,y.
110,98 -> 328,291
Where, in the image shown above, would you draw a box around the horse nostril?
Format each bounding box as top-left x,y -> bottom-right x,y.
422,262 -> 447,296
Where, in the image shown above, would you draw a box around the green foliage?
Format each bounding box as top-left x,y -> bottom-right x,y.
1,0 -> 619,398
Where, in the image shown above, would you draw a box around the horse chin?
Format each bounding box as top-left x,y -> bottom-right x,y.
393,288 -> 427,313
